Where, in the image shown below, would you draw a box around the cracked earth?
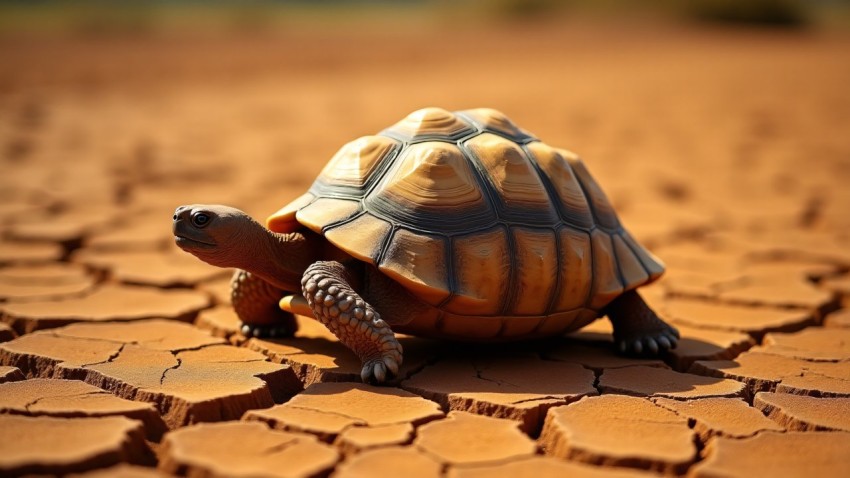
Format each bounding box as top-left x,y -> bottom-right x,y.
2,16 -> 850,478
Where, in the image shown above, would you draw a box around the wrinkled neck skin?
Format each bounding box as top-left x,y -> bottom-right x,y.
223,219 -> 319,292
254,228 -> 318,292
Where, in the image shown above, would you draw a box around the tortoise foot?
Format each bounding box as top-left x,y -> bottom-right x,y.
605,290 -> 680,357
615,325 -> 679,356
240,322 -> 296,339
231,269 -> 299,339
361,353 -> 401,384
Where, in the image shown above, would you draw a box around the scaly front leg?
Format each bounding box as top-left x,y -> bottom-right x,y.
231,269 -> 298,338
301,261 -> 403,383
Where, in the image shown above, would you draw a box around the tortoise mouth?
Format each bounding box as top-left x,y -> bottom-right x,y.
174,234 -> 217,249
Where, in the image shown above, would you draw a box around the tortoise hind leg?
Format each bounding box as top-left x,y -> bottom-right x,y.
301,260 -> 403,384
231,270 -> 298,338
604,290 -> 679,356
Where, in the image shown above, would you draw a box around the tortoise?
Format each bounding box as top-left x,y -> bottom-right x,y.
173,107 -> 679,383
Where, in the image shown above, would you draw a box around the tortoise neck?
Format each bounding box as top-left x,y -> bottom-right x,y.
242,223 -> 319,292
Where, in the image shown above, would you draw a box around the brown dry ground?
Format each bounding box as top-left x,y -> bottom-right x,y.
1,15 -> 850,478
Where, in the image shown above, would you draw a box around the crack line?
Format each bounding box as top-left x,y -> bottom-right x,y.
283,404 -> 367,425
261,438 -> 301,455
159,355 -> 183,385
23,390 -> 109,412
511,395 -> 566,405
80,343 -> 127,368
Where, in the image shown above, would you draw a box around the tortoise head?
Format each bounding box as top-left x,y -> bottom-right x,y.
172,204 -> 255,268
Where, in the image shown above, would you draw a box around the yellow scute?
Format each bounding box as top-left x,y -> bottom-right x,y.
266,193 -> 314,233
377,142 -> 485,210
379,229 -> 450,305
318,135 -> 397,188
385,107 -> 473,138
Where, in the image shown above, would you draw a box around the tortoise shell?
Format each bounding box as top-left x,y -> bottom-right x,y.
268,108 -> 664,339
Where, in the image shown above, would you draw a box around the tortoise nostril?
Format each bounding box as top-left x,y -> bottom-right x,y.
172,214 -> 178,221
174,206 -> 190,220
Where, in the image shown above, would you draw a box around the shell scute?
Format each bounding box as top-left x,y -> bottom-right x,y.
444,227 -> 511,316
379,228 -> 451,306
365,141 -> 495,233
464,133 -> 559,224
565,153 -> 621,231
526,142 -> 595,230
316,135 -> 398,190
323,214 -> 392,264
382,107 -> 474,141
500,316 -> 545,338
267,192 -> 314,233
535,309 -> 591,336
612,234 -> 650,288
296,198 -> 360,233
623,232 -> 665,282
459,108 -> 534,142
553,226 -> 593,311
510,227 -> 558,316
589,229 -> 625,310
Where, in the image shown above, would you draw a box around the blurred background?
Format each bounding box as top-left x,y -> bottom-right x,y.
1,0 -> 849,245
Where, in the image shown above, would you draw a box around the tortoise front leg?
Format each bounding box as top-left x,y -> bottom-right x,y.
604,290 -> 679,356
231,269 -> 298,338
301,261 -> 403,384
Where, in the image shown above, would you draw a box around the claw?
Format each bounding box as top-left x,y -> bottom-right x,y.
359,356 -> 399,384
239,323 -> 295,339
361,361 -> 388,384
383,356 -> 400,376
373,362 -> 387,383
645,337 -> 659,355
657,336 -> 672,350
632,339 -> 643,355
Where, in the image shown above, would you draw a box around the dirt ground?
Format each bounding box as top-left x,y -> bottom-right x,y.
1,14 -> 849,477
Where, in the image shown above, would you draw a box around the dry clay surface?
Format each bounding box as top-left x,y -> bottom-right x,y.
2,19 -> 850,477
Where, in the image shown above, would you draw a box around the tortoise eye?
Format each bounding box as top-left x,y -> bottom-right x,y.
191,212 -> 211,228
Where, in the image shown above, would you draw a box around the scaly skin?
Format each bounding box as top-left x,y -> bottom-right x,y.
301,260 -> 403,383
230,269 -> 298,338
